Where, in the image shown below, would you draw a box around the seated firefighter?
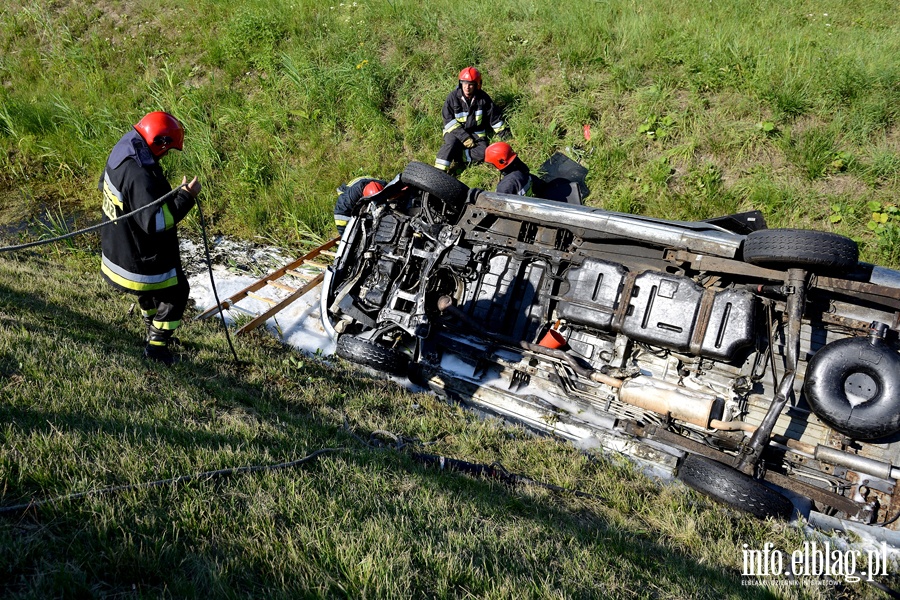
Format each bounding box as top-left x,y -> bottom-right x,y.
434,67 -> 510,173
334,177 -> 386,235
484,142 -> 581,203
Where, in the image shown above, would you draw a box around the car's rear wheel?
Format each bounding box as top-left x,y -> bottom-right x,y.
336,334 -> 409,376
401,161 -> 469,206
742,228 -> 858,273
677,454 -> 795,520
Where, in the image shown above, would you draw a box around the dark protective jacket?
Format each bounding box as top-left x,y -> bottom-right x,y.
496,157 -> 576,203
496,158 -> 534,196
99,130 -> 195,293
441,87 -> 509,144
334,177 -> 386,235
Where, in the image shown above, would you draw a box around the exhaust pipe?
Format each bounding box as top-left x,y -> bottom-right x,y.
618,378 -> 722,428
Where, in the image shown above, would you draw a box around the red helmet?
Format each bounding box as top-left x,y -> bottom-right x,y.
363,181 -> 384,197
458,66 -> 482,90
134,111 -> 184,157
485,142 -> 517,170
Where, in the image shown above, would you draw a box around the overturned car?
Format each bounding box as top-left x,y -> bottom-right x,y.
322,161 -> 900,532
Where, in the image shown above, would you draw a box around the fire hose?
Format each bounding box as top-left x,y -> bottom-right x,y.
0,186 -> 239,362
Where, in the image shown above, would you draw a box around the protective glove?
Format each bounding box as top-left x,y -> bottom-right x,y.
462,136 -> 476,149
495,129 -> 512,142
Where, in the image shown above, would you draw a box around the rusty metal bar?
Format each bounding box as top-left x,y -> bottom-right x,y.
194,238 -> 338,320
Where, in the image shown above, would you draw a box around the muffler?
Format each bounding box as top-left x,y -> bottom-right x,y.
618,378 -> 723,428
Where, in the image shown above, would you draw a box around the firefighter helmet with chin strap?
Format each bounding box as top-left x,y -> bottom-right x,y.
458,66 -> 482,90
363,181 -> 384,197
485,142 -> 517,170
134,111 -> 184,157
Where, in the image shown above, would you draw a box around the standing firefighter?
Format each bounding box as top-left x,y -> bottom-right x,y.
434,67 -> 510,172
99,111 -> 201,365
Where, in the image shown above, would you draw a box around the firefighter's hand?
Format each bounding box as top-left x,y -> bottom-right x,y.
462,136 -> 476,149
181,176 -> 202,198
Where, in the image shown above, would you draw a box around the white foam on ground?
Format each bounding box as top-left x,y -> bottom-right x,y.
182,237 -> 336,356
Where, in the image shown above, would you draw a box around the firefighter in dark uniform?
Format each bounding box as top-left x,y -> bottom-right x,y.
434,67 -> 510,172
485,142 -> 577,202
334,177 -> 386,235
99,111 -> 201,365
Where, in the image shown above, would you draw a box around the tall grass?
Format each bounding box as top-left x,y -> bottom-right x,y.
1,0 -> 899,264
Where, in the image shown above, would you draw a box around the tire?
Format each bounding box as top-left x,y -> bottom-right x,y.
677,454 -> 795,520
336,334 -> 409,377
742,228 -> 858,273
406,362 -> 431,387
804,337 -> 900,440
401,161 -> 469,206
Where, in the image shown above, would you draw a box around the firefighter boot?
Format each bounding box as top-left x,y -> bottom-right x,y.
144,326 -> 176,366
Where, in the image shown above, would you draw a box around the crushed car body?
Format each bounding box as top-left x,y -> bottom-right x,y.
321,161 -> 900,538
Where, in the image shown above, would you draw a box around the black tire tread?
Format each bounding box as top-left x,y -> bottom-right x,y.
401,161 -> 469,205
677,454 -> 794,520
336,335 -> 409,376
743,228 -> 858,272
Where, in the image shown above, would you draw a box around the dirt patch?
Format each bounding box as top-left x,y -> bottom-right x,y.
811,173 -> 869,198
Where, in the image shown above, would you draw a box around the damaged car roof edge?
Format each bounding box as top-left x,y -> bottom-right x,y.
473,191 -> 746,258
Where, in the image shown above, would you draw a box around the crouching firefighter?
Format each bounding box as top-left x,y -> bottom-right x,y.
99,111 -> 202,365
334,177 -> 386,236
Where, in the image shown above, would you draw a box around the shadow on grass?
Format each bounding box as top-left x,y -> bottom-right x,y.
0,276 -> 782,599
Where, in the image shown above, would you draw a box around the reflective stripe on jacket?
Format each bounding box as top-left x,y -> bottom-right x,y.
98,130 -> 195,293
441,88 -> 507,143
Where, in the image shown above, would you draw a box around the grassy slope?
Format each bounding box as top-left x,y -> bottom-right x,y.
1,0 -> 900,597
0,248 -> 822,598
0,0 -> 899,263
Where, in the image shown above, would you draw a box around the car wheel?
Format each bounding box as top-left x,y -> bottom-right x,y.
401,161 -> 469,206
677,454 -> 795,520
742,228 -> 858,273
335,334 -> 409,377
804,337 -> 900,440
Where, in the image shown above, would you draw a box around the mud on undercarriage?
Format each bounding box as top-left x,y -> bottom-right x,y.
323,161 -> 900,536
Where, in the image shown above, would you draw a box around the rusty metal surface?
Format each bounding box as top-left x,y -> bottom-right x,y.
628,422 -> 862,517
813,275 -> 900,310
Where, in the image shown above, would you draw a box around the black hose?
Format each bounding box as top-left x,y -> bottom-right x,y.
193,197 -> 240,364
0,185 -> 240,363
0,186 -> 182,253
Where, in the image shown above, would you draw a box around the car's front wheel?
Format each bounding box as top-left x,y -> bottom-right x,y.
335,334 -> 409,377
401,161 -> 469,206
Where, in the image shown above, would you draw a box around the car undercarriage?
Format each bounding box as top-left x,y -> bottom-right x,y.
322,161 -> 900,535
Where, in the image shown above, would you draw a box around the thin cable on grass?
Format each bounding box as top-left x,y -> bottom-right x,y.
0,186 -> 240,363
0,187 -> 182,254
0,448 -> 342,516
342,419 -> 606,502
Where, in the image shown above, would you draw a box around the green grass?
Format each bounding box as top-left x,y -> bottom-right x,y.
3,245 -> 885,599
1,0 -> 899,264
2,1 -> 900,596
0,251 -> 824,598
